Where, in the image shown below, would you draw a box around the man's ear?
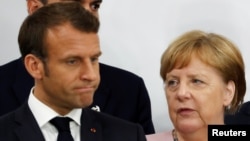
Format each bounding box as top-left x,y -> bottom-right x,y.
223,80 -> 235,106
24,54 -> 44,79
27,0 -> 44,14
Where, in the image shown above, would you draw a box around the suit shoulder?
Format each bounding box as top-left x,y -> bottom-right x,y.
238,101 -> 250,114
86,109 -> 142,128
84,109 -> 146,140
0,58 -> 22,72
0,111 -> 15,130
99,63 -> 142,80
0,113 -> 15,140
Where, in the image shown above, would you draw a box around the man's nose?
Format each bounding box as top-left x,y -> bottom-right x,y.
79,61 -> 99,81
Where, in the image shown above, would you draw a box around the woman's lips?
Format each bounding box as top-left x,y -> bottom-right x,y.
177,108 -> 195,116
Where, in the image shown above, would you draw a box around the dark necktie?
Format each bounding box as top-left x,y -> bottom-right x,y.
50,117 -> 74,141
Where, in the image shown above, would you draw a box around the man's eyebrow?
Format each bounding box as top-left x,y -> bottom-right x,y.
60,0 -> 102,4
90,0 -> 102,3
60,0 -> 72,1
94,0 -> 102,2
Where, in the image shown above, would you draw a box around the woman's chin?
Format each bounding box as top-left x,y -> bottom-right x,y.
176,119 -> 204,133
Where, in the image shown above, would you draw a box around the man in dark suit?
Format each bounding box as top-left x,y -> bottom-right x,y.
0,2 -> 147,140
224,101 -> 250,124
0,0 -> 155,134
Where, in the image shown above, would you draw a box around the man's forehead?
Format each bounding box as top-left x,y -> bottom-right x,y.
45,0 -> 102,4
57,0 -> 102,3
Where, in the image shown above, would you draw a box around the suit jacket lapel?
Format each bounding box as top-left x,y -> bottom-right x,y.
80,109 -> 103,141
14,103 -> 45,141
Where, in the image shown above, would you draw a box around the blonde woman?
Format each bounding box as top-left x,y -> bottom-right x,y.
147,30 -> 246,141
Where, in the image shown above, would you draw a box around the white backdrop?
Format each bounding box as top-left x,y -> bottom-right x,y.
1,0 -> 250,133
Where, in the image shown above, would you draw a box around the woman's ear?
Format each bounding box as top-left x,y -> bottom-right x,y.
24,54 -> 44,79
223,80 -> 235,106
26,0 -> 44,14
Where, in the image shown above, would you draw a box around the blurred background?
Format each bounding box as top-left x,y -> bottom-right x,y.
1,0 -> 250,132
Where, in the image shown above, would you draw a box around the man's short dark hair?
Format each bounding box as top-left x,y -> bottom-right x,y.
39,0 -> 47,5
18,2 -> 100,61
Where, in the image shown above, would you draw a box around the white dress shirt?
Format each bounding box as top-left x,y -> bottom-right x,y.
28,87 -> 82,141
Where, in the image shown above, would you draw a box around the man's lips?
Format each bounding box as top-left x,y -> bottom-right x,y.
74,86 -> 95,93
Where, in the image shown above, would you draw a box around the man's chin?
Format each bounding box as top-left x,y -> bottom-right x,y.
77,99 -> 94,108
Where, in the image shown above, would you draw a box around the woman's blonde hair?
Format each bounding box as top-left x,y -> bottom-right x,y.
160,30 -> 246,113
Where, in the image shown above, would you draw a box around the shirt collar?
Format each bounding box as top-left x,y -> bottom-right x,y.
28,87 -> 82,128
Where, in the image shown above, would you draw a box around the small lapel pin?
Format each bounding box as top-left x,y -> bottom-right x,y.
91,105 -> 100,112
90,128 -> 97,133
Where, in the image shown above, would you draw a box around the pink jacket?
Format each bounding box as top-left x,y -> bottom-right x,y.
146,131 -> 173,141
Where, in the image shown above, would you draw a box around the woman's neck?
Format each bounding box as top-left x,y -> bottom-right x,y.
173,128 -> 208,141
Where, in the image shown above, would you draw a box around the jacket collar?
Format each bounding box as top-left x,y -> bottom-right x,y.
14,103 -> 45,141
14,104 -> 103,141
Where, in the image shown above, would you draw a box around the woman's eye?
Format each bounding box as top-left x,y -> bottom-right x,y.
192,79 -> 203,84
167,80 -> 178,87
